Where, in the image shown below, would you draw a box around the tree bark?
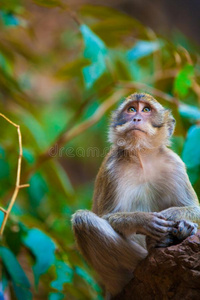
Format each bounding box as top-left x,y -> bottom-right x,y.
114,230 -> 200,300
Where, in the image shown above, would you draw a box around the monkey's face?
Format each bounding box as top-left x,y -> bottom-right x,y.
109,93 -> 175,151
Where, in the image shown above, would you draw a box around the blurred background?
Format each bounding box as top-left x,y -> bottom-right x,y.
0,0 -> 200,299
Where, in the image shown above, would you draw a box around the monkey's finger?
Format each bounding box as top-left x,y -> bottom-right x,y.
154,225 -> 174,235
175,220 -> 197,239
143,225 -> 165,240
184,222 -> 198,236
153,213 -> 176,226
173,220 -> 184,237
191,228 -> 198,235
146,225 -> 171,240
152,212 -> 167,220
154,218 -> 175,227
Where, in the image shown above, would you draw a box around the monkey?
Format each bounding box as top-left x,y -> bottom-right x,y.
71,93 -> 200,298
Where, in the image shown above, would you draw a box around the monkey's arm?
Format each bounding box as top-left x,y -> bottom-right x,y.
160,160 -> 200,227
103,211 -> 175,240
148,162 -> 200,247
160,205 -> 200,225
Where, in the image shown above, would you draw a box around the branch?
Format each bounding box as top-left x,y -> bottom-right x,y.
0,114 -> 29,235
116,81 -> 180,105
31,89 -> 129,171
144,68 -> 178,84
63,89 -> 127,143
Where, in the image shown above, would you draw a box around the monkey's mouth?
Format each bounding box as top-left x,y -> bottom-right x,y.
130,128 -> 146,133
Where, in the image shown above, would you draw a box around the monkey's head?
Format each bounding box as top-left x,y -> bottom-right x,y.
108,93 -> 175,151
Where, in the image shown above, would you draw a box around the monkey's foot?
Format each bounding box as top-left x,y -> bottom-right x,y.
172,220 -> 198,241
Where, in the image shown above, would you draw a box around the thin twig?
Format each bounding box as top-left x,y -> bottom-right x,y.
116,81 -> 180,106
0,207 -> 7,214
62,89 -> 128,144
0,113 -> 29,235
34,89 -> 129,168
144,68 -> 178,84
192,80 -> 200,104
146,28 -> 161,78
46,81 -> 115,152
65,6 -> 82,26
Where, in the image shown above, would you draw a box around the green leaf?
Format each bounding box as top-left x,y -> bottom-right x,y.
80,4 -> 130,19
171,136 -> 184,156
56,58 -> 90,80
186,166 -> 200,185
0,0 -> 22,13
0,53 -> 13,75
23,148 -> 35,164
23,228 -> 56,286
21,112 -> 48,150
174,64 -> 194,97
13,282 -> 32,300
41,106 -> 68,145
178,103 -> 200,121
5,225 -> 22,255
0,11 -> 20,27
28,173 -> 48,207
0,146 -> 9,180
0,146 -> 6,159
127,40 -> 162,61
80,24 -> 108,89
0,210 -> 4,228
51,260 -> 73,291
90,15 -> 144,47
0,159 -> 9,179
2,268 -> 9,292
0,247 -> 32,300
33,0 -> 63,7
48,293 -> 64,300
48,161 -> 74,197
182,125 -> 200,184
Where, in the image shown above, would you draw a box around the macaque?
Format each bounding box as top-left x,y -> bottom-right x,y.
72,93 -> 200,298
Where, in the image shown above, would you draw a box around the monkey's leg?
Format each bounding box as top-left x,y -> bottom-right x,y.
72,210 -> 147,296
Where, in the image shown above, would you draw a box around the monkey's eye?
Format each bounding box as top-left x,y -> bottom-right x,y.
127,107 -> 136,112
142,107 -> 151,112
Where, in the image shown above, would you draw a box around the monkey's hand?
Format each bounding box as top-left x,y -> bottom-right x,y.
172,220 -> 198,241
146,220 -> 198,250
103,212 -> 175,239
137,212 -> 175,240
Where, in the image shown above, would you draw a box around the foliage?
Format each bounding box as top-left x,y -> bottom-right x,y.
0,1 -> 200,299
0,246 -> 31,300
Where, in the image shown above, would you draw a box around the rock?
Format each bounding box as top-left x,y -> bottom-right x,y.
114,230 -> 200,300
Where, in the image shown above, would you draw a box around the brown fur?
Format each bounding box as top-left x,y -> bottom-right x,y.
72,93 -> 200,297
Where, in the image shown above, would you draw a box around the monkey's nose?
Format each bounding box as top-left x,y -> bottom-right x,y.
133,118 -> 141,122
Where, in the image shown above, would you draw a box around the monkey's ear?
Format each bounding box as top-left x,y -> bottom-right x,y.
167,113 -> 176,137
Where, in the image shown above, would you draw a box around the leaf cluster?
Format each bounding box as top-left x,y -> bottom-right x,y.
0,1 -> 200,299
